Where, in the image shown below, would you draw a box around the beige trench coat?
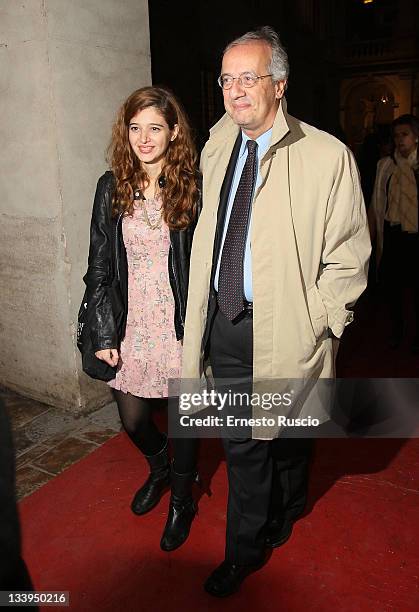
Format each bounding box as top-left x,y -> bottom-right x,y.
181,100 -> 371,439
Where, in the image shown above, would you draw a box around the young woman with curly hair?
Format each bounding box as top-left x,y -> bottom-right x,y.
83,86 -> 201,551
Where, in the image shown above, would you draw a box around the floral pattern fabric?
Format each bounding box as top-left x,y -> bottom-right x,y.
108,198 -> 182,397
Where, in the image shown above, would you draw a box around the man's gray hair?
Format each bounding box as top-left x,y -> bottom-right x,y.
224,26 -> 289,82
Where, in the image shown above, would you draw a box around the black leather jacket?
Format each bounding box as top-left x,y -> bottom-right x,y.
83,171 -> 201,351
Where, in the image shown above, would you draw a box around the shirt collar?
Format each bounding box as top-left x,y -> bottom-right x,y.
239,128 -> 273,158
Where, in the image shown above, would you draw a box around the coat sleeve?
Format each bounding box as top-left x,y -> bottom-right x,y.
83,172 -> 118,351
317,148 -> 371,338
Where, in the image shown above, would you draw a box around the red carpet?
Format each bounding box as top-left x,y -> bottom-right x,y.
20,433 -> 419,612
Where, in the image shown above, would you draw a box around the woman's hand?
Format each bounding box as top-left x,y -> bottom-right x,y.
94,348 -> 119,367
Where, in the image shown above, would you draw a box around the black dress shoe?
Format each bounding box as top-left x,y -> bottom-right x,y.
204,560 -> 263,597
265,518 -> 294,548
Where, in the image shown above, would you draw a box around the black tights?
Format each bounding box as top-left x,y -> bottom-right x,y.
113,389 -> 198,474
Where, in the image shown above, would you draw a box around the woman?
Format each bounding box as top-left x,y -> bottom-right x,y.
369,114 -> 419,350
84,86 -> 200,551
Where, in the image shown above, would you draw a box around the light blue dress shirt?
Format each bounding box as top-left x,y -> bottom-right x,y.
214,128 -> 272,302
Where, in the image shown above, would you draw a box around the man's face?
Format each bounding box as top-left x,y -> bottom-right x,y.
221,42 -> 286,139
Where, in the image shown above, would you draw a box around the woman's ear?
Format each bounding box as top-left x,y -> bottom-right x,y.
171,124 -> 179,141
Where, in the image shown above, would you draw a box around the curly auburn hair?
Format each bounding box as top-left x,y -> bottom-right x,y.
107,86 -> 199,230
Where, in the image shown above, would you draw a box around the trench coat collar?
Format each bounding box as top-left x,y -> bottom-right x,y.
206,98 -> 290,155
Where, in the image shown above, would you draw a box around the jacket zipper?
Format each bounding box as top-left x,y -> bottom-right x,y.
169,242 -> 184,328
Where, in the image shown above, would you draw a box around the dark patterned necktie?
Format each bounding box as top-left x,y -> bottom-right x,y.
218,139 -> 258,321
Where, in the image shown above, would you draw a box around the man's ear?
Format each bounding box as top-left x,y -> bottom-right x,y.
275,80 -> 287,100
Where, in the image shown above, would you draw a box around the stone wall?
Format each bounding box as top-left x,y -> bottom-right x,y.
0,0 -> 151,412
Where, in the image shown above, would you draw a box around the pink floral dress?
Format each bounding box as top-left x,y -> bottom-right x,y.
108,197 -> 182,397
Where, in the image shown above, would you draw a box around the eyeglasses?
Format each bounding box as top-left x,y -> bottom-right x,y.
217,72 -> 273,90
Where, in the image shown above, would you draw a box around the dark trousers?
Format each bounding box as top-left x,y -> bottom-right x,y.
269,437 -> 312,524
381,222 -> 419,335
208,307 -> 311,564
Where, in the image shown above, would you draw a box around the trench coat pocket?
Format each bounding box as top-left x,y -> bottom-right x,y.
306,284 -> 328,342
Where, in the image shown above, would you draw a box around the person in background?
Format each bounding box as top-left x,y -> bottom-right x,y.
0,398 -> 35,594
369,114 -> 419,350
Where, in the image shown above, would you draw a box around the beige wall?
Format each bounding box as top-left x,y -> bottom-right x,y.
0,0 -> 151,412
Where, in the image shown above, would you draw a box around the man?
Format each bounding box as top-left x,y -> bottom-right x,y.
182,26 -> 370,596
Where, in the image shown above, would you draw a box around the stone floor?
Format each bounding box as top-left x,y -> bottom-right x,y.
0,386 -> 121,501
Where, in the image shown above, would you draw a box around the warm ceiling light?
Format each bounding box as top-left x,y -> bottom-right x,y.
363,0 -> 374,4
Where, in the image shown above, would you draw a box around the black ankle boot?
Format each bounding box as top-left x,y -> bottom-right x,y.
160,466 -> 198,551
131,438 -> 170,516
